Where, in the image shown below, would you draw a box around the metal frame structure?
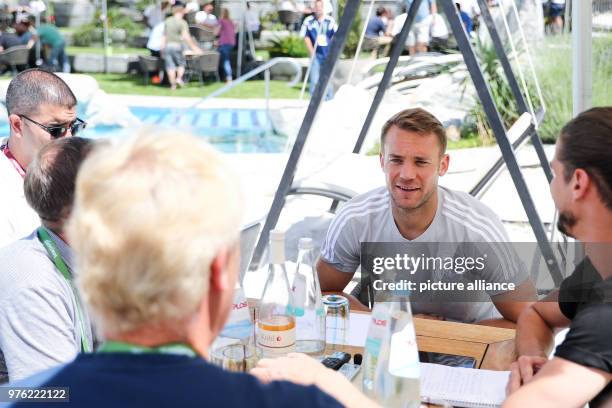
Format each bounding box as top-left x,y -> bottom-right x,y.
249,0 -> 565,286
249,0 -> 361,270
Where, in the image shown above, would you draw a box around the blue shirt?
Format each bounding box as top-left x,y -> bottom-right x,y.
406,0 -> 435,23
365,16 -> 386,37
300,14 -> 337,61
1,353 -> 343,408
460,10 -> 472,34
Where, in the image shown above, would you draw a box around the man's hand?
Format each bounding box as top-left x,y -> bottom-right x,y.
251,353 -> 329,386
506,355 -> 548,395
251,353 -> 379,408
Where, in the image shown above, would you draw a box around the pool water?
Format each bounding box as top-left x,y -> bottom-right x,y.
0,106 -> 287,154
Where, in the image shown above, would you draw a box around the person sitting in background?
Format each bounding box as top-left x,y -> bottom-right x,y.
0,28 -> 23,51
0,137 -> 94,384
185,0 -> 200,13
364,7 -> 393,58
4,131 -> 377,408
195,2 -> 218,27
505,107 -> 612,408
13,17 -> 34,48
32,15 -> 69,72
161,1 -> 203,90
216,8 -> 236,82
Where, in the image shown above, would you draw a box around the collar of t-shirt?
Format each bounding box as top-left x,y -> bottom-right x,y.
0,142 -> 26,178
40,227 -> 77,276
389,188 -> 443,242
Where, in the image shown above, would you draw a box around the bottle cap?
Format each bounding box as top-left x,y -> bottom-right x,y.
298,237 -> 313,250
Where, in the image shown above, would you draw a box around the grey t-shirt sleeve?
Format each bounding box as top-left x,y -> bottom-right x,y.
319,212 -> 361,273
0,284 -> 78,382
468,240 -> 530,297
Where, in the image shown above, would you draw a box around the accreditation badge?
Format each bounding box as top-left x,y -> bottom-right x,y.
317,33 -> 328,47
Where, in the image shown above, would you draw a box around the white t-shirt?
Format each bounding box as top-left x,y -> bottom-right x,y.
185,1 -> 200,13
147,22 -> 165,51
195,11 -> 218,25
0,138 -> 39,249
320,186 -> 528,323
428,13 -> 448,39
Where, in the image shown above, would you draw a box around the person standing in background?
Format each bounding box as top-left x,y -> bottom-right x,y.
161,1 -> 202,90
300,0 -> 336,100
216,8 -> 236,82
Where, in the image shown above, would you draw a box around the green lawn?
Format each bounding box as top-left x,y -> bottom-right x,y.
90,73 -> 304,98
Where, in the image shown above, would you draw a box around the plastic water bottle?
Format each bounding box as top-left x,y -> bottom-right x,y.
292,237 -> 326,356
210,283 -> 257,371
363,301 -> 421,408
256,230 -> 296,358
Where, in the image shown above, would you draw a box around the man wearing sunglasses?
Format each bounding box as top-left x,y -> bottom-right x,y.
0,68 -> 85,248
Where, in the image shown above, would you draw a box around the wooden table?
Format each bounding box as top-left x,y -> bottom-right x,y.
326,310 -> 516,371
247,299 -> 516,371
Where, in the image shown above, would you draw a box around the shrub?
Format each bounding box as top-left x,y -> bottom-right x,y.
534,34 -> 612,143
336,0 -> 362,58
70,6 -> 143,47
268,34 -> 309,58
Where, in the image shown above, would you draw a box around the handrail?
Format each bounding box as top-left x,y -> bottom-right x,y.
189,57 -> 303,109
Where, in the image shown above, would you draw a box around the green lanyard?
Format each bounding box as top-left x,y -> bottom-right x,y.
37,227 -> 91,353
97,341 -> 198,357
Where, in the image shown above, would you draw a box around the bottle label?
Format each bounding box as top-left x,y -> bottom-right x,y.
257,316 -> 296,349
291,274 -> 307,317
221,289 -> 254,340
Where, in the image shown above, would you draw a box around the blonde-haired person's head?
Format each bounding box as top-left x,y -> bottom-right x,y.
67,130 -> 242,337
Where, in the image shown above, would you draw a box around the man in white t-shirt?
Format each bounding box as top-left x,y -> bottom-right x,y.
0,68 -> 83,248
195,2 -> 218,27
318,108 -> 537,324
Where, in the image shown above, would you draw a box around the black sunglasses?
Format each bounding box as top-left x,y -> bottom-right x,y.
20,115 -> 87,139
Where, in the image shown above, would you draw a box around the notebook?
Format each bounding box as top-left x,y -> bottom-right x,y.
420,363 -> 510,408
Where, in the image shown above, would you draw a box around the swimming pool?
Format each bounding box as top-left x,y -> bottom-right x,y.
0,106 -> 287,154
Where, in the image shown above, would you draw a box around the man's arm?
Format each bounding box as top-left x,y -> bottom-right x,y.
489,279 -> 538,324
0,285 -> 79,382
317,258 -> 353,292
515,290 -> 570,357
181,27 -> 202,53
503,290 -> 571,393
504,357 -> 612,408
304,35 -> 314,56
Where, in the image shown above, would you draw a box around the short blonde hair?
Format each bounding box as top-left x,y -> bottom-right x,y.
67,130 -> 242,335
